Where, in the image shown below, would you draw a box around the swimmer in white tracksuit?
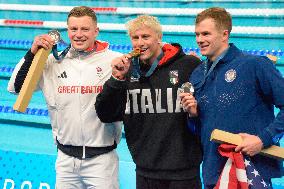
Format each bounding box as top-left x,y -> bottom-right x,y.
7,6 -> 123,189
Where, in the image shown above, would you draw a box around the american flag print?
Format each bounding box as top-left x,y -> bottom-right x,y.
214,144 -> 272,189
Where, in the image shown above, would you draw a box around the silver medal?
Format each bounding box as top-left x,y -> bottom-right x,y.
181,82 -> 194,94
48,30 -> 61,44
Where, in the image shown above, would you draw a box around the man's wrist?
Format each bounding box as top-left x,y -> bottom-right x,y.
188,112 -> 198,118
111,75 -> 126,81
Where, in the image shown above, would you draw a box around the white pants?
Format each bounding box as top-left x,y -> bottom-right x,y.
55,149 -> 119,189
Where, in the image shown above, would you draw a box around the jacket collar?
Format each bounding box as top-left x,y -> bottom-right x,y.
220,43 -> 242,64
158,43 -> 182,66
68,40 -> 109,58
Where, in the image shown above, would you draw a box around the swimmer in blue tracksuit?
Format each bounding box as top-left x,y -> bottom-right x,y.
181,7 -> 284,189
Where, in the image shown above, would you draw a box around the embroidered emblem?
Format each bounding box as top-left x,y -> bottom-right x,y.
169,70 -> 179,85
96,67 -> 103,78
225,69 -> 236,82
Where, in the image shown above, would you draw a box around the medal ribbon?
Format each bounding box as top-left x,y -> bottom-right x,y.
143,52 -> 164,77
52,44 -> 71,61
196,47 -> 229,90
131,51 -> 164,79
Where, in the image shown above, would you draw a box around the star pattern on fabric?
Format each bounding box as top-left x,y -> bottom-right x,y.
244,159 -> 251,167
251,169 -> 260,177
261,180 -> 268,187
215,144 -> 272,189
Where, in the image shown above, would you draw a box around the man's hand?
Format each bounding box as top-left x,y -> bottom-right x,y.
180,93 -> 198,117
235,133 -> 264,156
111,54 -> 132,80
31,34 -> 54,54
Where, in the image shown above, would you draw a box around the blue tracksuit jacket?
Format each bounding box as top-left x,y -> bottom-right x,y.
190,43 -> 284,186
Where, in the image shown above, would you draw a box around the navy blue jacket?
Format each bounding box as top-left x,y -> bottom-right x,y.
190,44 -> 284,186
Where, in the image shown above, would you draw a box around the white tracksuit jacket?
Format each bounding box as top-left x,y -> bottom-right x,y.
7,41 -> 123,147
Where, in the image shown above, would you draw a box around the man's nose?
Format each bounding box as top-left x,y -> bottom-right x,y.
196,35 -> 204,43
137,37 -> 145,46
75,30 -> 83,37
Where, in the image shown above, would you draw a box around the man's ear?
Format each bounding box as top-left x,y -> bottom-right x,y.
158,33 -> 163,42
95,27 -> 100,35
222,30 -> 229,42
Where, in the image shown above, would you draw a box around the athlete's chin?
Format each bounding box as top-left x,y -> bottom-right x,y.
74,46 -> 87,51
200,50 -> 209,57
72,43 -> 87,51
139,54 -> 150,63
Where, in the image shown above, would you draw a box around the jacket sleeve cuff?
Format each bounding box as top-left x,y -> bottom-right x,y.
187,117 -> 201,135
108,75 -> 127,89
258,130 -> 273,148
24,49 -> 35,62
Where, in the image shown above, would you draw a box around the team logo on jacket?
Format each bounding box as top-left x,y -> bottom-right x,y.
225,69 -> 236,82
169,70 -> 179,85
58,71 -> 67,78
96,67 -> 103,78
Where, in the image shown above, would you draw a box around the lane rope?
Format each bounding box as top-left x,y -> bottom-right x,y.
0,4 -> 283,16
0,19 -> 284,35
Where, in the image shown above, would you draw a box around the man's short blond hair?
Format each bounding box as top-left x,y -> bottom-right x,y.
126,15 -> 162,37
